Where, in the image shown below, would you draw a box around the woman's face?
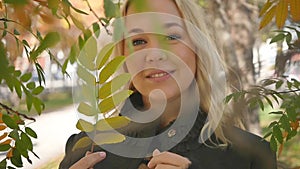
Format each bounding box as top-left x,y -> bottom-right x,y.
123,0 -> 196,106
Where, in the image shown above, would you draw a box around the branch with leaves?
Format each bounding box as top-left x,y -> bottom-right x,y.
225,78 -> 300,156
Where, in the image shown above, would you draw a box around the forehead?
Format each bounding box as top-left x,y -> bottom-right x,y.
126,0 -> 181,16
124,12 -> 184,35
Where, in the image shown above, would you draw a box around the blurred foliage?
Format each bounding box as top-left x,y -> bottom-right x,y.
225,78 -> 300,156
259,0 -> 300,50
225,0 -> 300,159
0,0 -> 123,168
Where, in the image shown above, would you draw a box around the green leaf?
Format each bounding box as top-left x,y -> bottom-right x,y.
13,29 -> 20,35
25,127 -> 37,139
26,94 -> 33,112
78,37 -> 97,70
279,114 -> 290,131
31,32 -> 60,60
104,0 -> 117,18
48,0 -> 60,15
14,70 -> 21,77
2,114 -> 18,129
273,125 -> 283,144
275,80 -> 284,89
286,130 -> 297,141
99,56 -> 126,84
98,73 -> 131,99
0,144 -> 10,151
76,119 -> 94,132
96,116 -> 131,131
77,102 -> 99,116
20,73 -> 32,82
96,43 -> 115,69
269,111 -> 283,115
9,129 -> 19,140
270,135 -> 277,152
98,90 -> 133,114
263,96 -> 273,108
0,159 -> 7,168
94,132 -> 125,145
70,14 -> 85,31
83,29 -> 92,41
263,131 -> 272,139
32,86 -> 44,95
257,98 -> 264,111
92,22 -> 100,38
14,79 -> 22,98
286,32 -> 292,44
77,64 -> 96,85
268,121 -> 278,129
72,136 -> 92,151
32,97 -> 45,114
11,148 -> 23,167
21,132 -> 32,151
69,44 -> 79,64
224,93 -> 234,104
270,33 -> 285,43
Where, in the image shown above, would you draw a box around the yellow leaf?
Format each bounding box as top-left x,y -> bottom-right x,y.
259,0 -> 272,17
276,0 -> 288,29
0,124 -> 6,131
94,132 -> 125,145
0,132 -> 8,140
259,5 -> 276,29
6,148 -> 13,159
99,56 -> 126,84
98,73 -> 131,99
77,64 -> 96,85
76,119 -> 94,132
98,90 -> 133,114
77,102 -> 99,116
0,139 -> 12,145
72,136 -> 93,151
289,0 -> 300,21
96,43 -> 115,70
96,116 -> 131,131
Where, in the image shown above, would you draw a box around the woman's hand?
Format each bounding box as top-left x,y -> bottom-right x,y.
147,149 -> 191,169
69,151 -> 106,169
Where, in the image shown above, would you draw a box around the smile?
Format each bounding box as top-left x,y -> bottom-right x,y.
149,72 -> 168,78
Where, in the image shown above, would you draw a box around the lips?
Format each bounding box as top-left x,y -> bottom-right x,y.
145,69 -> 175,81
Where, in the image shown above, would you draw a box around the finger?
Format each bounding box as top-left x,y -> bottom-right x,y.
70,151 -> 106,169
153,149 -> 161,156
154,163 -> 180,169
148,152 -> 191,169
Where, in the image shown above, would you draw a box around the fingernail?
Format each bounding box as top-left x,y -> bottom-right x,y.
98,151 -> 106,158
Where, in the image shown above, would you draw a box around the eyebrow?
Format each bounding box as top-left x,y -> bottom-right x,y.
127,22 -> 184,35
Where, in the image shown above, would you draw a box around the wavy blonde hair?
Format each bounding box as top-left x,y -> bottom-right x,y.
114,0 -> 234,146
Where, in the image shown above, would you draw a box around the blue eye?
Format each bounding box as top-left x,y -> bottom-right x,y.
132,39 -> 147,46
166,34 -> 181,41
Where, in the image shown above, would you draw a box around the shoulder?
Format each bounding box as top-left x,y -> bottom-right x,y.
59,132 -> 90,169
224,126 -> 277,169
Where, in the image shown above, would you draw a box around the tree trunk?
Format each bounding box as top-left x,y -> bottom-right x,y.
205,0 -> 261,135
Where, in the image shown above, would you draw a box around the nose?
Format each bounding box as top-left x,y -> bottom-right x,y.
145,48 -> 167,62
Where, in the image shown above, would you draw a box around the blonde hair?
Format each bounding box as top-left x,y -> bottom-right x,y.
114,0 -> 234,146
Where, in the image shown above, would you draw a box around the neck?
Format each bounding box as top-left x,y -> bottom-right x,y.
143,95 -> 181,128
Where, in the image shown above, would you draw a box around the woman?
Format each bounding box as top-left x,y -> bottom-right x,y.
60,0 -> 277,168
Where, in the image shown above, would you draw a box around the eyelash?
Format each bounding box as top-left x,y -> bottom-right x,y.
131,34 -> 182,46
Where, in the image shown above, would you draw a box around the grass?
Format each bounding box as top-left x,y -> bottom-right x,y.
259,105 -> 300,168
16,90 -> 74,116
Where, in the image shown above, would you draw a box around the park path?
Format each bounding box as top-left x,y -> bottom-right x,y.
22,105 -> 79,169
